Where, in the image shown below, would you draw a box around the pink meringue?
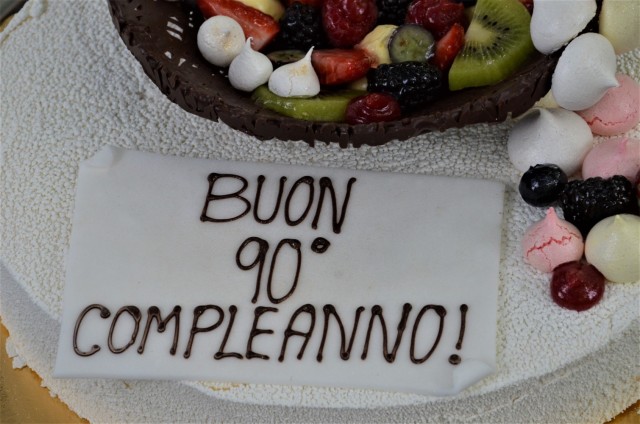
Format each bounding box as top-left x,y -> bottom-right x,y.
578,74 -> 640,136
581,137 -> 640,183
522,208 -> 584,273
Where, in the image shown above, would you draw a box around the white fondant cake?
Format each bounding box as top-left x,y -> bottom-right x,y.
1,0 -> 638,422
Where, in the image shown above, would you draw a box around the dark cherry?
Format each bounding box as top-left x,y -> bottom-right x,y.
550,261 -> 605,312
345,93 -> 402,124
519,164 -> 568,207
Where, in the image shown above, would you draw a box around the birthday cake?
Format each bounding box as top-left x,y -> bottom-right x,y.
1,0 -> 639,423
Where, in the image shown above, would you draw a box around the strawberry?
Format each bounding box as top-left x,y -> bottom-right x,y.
322,0 -> 378,48
432,23 -> 465,72
406,0 -> 468,40
311,49 -> 372,86
197,0 -> 280,50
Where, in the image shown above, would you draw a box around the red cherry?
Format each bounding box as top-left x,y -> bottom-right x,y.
406,0 -> 468,40
550,261 -> 605,312
322,0 -> 378,48
346,93 -> 402,125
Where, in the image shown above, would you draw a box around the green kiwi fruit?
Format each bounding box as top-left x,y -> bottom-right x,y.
448,0 -> 534,91
252,85 -> 363,122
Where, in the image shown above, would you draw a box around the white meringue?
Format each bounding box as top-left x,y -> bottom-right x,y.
507,108 -> 593,175
530,0 -> 597,54
268,48 -> 320,98
197,16 -> 245,67
551,33 -> 618,111
599,0 -> 640,54
585,214 -> 640,284
229,38 -> 273,92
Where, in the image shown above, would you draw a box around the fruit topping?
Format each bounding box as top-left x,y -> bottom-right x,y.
252,85 -> 362,121
345,93 -> 402,124
406,0 -> 468,40
229,38 -> 273,91
448,0 -> 534,91
278,2 -> 326,51
432,22 -> 465,71
311,49 -> 372,86
585,214 -> 640,284
197,0 -> 280,51
236,0 -> 285,20
197,15 -> 246,67
367,61 -> 442,110
559,175 -> 640,237
519,164 -> 568,208
376,0 -> 413,25
267,49 -> 306,68
388,24 -> 436,63
268,48 -> 320,97
322,0 -> 378,48
356,24 -> 398,67
550,261 -> 605,312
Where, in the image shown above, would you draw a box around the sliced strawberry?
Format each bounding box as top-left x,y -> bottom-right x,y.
432,23 -> 464,72
197,0 -> 280,50
311,49 -> 372,86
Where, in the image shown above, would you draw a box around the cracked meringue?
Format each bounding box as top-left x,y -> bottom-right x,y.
522,208 -> 584,273
268,48 -> 320,98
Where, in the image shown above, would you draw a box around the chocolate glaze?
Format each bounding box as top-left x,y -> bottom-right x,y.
107,0 -> 562,147
410,305 -> 446,364
137,305 -> 181,355
108,306 -> 142,354
317,305 -> 365,362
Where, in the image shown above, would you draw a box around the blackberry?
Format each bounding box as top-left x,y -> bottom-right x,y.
377,0 -> 413,25
559,175 -> 639,236
277,3 -> 326,51
519,164 -> 567,207
367,62 -> 442,110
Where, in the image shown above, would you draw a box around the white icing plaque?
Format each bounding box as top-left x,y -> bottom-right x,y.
55,146 -> 503,396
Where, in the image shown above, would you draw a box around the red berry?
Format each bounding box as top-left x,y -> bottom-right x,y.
550,261 -> 605,312
406,0 -> 468,40
432,23 -> 465,72
346,93 -> 402,124
519,0 -> 534,14
197,0 -> 280,50
311,49 -> 372,86
322,0 -> 378,48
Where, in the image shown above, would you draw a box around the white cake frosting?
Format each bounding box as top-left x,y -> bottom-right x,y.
1,0 -> 639,422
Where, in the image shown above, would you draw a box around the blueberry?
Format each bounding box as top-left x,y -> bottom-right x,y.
519,164 -> 568,207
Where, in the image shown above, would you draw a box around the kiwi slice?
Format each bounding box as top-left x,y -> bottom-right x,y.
252,85 -> 363,122
388,24 -> 435,63
448,0 -> 534,91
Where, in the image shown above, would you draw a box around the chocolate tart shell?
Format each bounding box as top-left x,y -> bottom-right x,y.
107,0 -> 558,147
